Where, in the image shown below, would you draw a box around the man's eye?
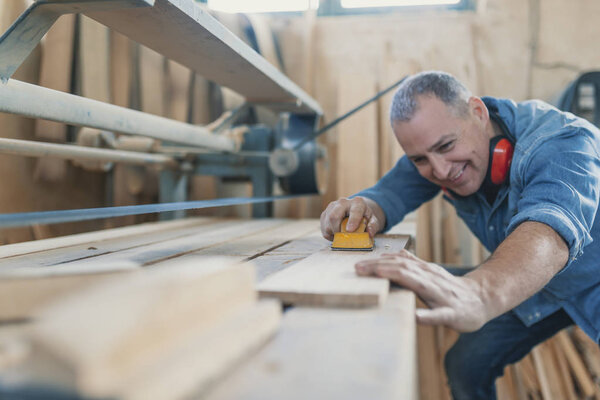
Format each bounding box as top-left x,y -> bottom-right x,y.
439,141 -> 454,151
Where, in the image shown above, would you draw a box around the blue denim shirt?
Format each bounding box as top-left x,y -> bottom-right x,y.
357,97 -> 600,342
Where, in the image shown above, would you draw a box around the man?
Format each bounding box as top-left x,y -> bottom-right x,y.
320,71 -> 600,399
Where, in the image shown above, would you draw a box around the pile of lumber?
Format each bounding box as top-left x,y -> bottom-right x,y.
419,323 -> 600,400
0,257 -> 280,399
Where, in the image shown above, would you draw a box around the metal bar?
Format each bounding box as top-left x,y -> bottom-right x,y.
0,195 -> 310,228
0,80 -> 237,152
0,138 -> 177,167
0,0 -> 153,81
292,77 -> 407,150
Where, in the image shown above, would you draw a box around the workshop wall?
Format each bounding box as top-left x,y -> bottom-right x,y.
2,0 -> 600,248
273,0 -> 600,266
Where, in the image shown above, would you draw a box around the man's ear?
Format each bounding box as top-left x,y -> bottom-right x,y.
468,96 -> 489,124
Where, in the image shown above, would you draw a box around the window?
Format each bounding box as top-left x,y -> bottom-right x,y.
341,0 -> 461,8
206,0 -> 319,13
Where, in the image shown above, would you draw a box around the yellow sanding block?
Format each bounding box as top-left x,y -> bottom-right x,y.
331,217 -> 374,251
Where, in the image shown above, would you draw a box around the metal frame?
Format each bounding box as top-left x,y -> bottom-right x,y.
0,0 -> 324,222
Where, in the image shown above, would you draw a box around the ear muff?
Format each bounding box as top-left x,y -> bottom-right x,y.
488,135 -> 514,185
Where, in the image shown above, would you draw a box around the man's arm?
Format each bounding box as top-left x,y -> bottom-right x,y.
356,220 -> 568,332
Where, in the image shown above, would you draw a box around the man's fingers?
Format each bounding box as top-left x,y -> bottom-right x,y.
346,200 -> 369,232
375,265 -> 446,302
416,307 -> 455,326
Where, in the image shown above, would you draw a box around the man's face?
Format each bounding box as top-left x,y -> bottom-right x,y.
392,95 -> 492,197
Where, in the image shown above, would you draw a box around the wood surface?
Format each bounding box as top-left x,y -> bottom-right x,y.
120,300 -> 280,400
0,219 -> 318,320
22,258 -> 259,398
258,234 -> 409,307
33,14 -> 75,182
335,73 -> 378,198
85,0 -> 321,115
205,290 -> 417,400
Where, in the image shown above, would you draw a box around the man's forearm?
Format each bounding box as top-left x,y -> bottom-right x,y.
465,221 -> 569,322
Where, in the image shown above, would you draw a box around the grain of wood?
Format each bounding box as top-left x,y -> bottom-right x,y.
548,336 -> 577,400
336,73 -> 378,198
572,327 -> 600,382
34,14 -> 75,182
258,235 -> 409,308
24,258 -> 256,398
556,330 -> 597,398
86,0 -> 320,114
120,300 -> 281,400
0,217 -> 210,259
205,290 -> 417,400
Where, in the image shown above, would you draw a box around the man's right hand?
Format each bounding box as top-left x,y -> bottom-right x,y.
320,196 -> 385,241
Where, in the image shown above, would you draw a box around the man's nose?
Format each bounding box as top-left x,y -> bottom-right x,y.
430,156 -> 451,180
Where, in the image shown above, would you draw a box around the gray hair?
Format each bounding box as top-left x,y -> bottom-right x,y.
390,71 -> 472,123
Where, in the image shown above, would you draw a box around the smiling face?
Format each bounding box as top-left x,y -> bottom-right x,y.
392,95 -> 494,196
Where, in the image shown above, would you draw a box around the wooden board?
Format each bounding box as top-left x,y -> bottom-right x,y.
33,14 -> 75,182
336,73 -> 378,198
257,234 -> 410,307
204,290 -> 417,400
119,300 -> 280,400
0,217 -> 209,259
0,219 -> 318,320
86,0 -> 321,114
16,258 -> 259,398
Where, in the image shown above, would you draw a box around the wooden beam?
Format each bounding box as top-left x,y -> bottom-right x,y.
86,0 -> 321,115
336,73 -> 378,198
21,258 -> 261,398
204,290 -> 417,400
257,235 -> 410,307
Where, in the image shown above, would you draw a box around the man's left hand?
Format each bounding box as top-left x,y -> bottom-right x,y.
355,249 -> 490,332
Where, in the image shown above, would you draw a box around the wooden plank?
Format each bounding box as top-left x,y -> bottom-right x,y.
556,330 -> 597,398
204,290 -> 417,400
33,14 -> 75,182
165,60 -> 191,122
548,336 -> 577,400
0,218 -> 221,268
336,73 -> 378,198
79,16 -> 111,103
251,230 -> 327,282
86,0 -> 322,115
0,217 -> 211,259
119,300 -> 280,400
0,269 -> 133,322
532,343 -> 563,400
0,219 -> 317,320
50,219 -> 284,268
165,219 -> 319,260
572,327 -> 600,382
17,258 -> 258,398
257,235 -> 410,307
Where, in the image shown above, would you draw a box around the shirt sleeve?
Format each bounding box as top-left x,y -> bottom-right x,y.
353,156 -> 440,232
506,130 -> 600,265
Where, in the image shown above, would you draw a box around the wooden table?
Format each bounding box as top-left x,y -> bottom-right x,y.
0,217 -> 417,399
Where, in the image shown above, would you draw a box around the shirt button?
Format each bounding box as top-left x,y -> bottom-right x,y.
489,226 -> 495,231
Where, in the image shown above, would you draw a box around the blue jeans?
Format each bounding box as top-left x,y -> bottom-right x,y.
444,308 -> 573,399
441,266 -> 574,399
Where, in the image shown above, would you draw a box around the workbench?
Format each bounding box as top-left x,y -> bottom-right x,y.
0,218 -> 417,399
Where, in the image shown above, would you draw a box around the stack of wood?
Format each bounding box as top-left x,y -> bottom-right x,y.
418,324 -> 600,400
0,257 -> 280,399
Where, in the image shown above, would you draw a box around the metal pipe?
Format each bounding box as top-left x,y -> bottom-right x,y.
0,138 -> 178,168
0,80 -> 237,152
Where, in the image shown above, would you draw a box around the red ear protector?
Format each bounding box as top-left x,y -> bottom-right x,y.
485,108 -> 515,187
487,135 -> 514,185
